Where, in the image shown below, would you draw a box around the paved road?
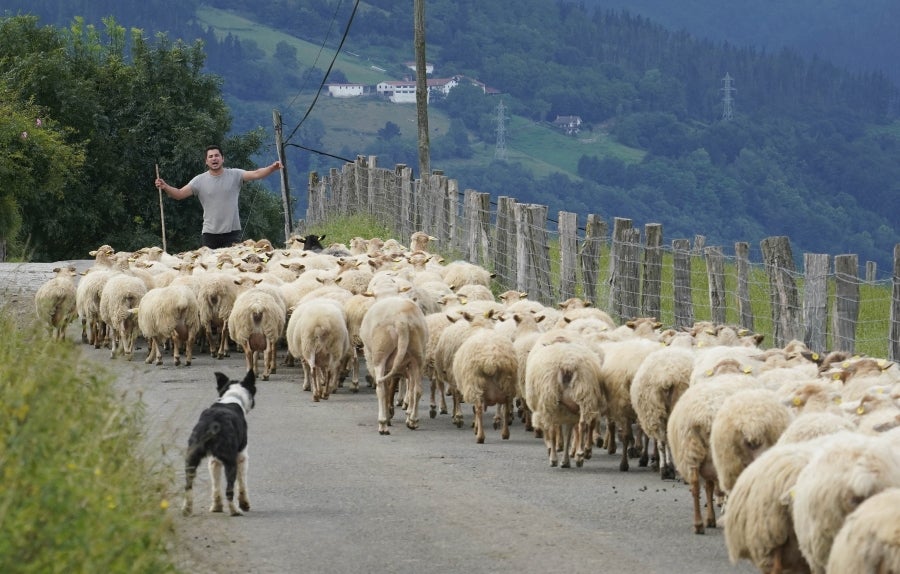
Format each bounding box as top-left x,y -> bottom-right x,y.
2,262 -> 755,574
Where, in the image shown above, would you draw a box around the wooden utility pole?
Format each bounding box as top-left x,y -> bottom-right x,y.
414,0 -> 431,179
272,109 -> 293,243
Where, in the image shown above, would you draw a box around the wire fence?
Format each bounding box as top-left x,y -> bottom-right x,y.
306,156 -> 900,361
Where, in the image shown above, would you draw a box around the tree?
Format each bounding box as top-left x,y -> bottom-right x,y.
0,15 -> 284,260
377,121 -> 401,141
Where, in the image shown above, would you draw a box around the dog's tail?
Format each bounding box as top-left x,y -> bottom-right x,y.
186,421 -> 221,461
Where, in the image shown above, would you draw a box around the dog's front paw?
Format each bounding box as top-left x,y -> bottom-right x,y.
239,497 -> 250,512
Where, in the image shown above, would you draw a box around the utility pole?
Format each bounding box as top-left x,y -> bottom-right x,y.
414,0 -> 431,178
272,109 -> 293,243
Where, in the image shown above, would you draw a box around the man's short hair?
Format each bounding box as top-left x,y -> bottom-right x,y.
205,145 -> 223,156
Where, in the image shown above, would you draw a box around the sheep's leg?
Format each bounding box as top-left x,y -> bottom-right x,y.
375,377 -> 391,435
546,425 -> 559,467
500,400 -> 511,440
605,419 -> 617,454
704,478 -> 717,529
184,332 -> 195,366
429,378 -> 440,418
473,400 -> 485,443
236,448 -> 250,512
560,423 -> 573,468
451,388 -> 464,428
574,420 -> 589,467
405,371 -> 421,430
689,467 -> 705,534
660,440 -> 677,480
583,416 -> 595,460
264,336 -> 276,379
350,348 -> 360,392
618,421 -> 632,471
172,333 -> 182,366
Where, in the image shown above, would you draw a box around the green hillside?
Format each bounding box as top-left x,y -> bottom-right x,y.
195,6 -> 645,179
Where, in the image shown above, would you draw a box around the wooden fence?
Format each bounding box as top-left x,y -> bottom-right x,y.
306,156 -> 900,361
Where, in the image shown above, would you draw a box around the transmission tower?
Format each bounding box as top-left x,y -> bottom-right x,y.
721,72 -> 735,121
494,98 -> 508,161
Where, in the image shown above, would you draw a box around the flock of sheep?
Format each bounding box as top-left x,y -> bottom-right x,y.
32,230 -> 900,574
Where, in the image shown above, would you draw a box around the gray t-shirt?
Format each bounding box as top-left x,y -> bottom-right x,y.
189,168 -> 246,234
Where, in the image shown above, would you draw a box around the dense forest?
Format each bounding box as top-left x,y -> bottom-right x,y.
3,0 -> 900,268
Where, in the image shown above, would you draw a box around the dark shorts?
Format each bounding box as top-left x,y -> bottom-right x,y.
202,230 -> 242,249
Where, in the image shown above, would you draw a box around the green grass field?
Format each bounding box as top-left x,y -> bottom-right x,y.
195,6 -> 643,178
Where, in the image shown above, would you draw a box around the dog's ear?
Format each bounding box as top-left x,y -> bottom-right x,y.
214,372 -> 231,396
241,369 -> 257,396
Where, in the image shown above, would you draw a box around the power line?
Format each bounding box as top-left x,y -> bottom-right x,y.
284,0 -> 361,146
284,0 -> 345,112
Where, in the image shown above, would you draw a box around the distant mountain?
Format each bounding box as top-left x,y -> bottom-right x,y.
575,0 -> 900,88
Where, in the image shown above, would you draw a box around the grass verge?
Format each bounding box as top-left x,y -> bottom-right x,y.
0,314 -> 178,574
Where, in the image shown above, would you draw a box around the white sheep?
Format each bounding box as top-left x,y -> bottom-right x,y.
342,293 -> 375,392
441,260 -> 494,291
791,430 -> 900,573
34,266 -> 79,340
710,387 -> 792,494
826,487 -> 900,573
776,411 -> 856,444
524,335 -> 605,468
594,337 -> 662,471
453,283 -> 494,302
723,437 -> 826,573
667,373 -> 762,533
452,327 -> 518,443
630,345 -> 695,479
75,267 -> 114,347
286,299 -> 350,401
431,309 -> 497,428
227,287 -> 286,380
99,273 -> 148,360
135,284 -> 201,366
359,296 -> 428,434
196,272 -> 241,359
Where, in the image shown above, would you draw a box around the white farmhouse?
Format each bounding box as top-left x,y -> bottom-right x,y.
327,83 -> 366,98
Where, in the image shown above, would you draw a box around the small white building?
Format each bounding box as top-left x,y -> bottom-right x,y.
405,60 -> 434,75
376,80 -> 419,103
327,83 -> 366,98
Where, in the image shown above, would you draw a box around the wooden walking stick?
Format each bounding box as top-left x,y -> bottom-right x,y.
155,164 -> 167,253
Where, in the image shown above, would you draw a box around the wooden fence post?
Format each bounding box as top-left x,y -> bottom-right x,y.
619,228 -> 641,321
705,246 -> 726,325
890,244 -> 900,362
735,242 -> 754,331
832,254 -> 860,353
558,211 -> 578,301
306,171 -> 321,226
672,238 -> 694,330
803,253 -> 829,353
580,214 -> 605,306
761,236 -> 802,347
608,217 -> 633,318
642,223 -> 663,320
865,261 -> 877,282
495,197 -> 516,288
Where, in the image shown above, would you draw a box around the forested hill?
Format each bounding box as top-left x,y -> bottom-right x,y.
576,0 -> 900,89
4,0 -> 900,269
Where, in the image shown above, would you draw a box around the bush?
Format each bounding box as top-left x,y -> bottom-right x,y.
0,316 -> 178,574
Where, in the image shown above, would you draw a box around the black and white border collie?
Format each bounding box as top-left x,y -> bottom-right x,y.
182,369 -> 256,516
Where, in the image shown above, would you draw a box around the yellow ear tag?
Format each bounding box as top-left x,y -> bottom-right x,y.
856,406 -> 865,415
697,342 -> 705,347
832,373 -> 842,380
877,359 -> 888,369
852,355 -> 861,360
842,361 -> 851,368
789,488 -> 796,500
742,366 -> 753,374
705,369 -> 714,377
833,397 -> 842,404
876,388 -> 884,394
792,397 -> 803,406
705,329 -> 715,335
811,353 -> 819,361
